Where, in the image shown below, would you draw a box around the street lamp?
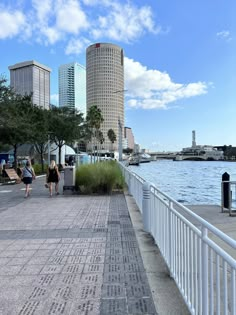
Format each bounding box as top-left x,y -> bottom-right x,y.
118,117 -> 123,161
112,89 -> 127,161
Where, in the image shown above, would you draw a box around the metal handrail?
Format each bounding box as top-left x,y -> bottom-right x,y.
119,162 -> 236,315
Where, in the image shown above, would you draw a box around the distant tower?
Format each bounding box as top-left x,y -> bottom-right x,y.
192,130 -> 196,147
8,60 -> 51,109
59,62 -> 86,117
86,43 -> 124,151
124,127 -> 135,150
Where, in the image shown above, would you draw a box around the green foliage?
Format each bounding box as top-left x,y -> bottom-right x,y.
32,163 -> 48,175
75,161 -> 125,194
86,105 -> 104,131
85,105 -> 104,157
107,129 -> 116,143
107,128 -> 117,151
48,107 -> 84,166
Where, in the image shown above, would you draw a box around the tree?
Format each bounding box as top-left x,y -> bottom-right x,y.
0,77 -> 14,104
31,107 -> 50,173
78,122 -> 93,153
48,107 -> 84,168
96,130 -> 104,160
0,92 -> 36,169
107,129 -> 117,152
86,105 -> 104,162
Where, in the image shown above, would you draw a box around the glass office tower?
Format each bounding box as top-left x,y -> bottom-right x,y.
59,62 -> 86,117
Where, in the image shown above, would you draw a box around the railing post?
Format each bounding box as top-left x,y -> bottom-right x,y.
142,182 -> 151,233
168,200 -> 173,277
128,172 -> 131,194
201,226 -> 208,315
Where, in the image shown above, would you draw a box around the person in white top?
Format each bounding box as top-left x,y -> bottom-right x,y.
21,160 -> 35,198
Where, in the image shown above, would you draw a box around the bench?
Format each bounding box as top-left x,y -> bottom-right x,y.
3,169 -> 21,184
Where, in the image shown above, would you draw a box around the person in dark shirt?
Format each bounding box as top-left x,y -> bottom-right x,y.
46,160 -> 60,197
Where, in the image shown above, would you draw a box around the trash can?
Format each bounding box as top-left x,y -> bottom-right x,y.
222,172 -> 230,209
63,166 -> 76,194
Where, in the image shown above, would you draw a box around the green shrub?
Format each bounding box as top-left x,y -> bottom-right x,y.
75,161 -> 125,194
32,163 -> 48,175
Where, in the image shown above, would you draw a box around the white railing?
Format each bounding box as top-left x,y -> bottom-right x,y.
120,163 -> 236,315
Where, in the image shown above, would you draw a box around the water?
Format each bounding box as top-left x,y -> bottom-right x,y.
127,160 -> 236,205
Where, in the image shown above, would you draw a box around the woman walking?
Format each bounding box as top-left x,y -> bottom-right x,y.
22,160 -> 36,198
46,160 -> 60,197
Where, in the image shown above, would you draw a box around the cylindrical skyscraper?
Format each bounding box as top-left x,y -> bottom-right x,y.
86,43 -> 124,152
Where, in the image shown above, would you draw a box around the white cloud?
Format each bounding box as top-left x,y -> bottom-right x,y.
31,0 -> 89,44
0,1 -> 160,50
0,9 -> 26,39
65,37 -> 91,55
32,0 -> 52,23
216,30 -> 232,42
40,26 -> 62,45
50,93 -> 59,105
91,3 -> 160,43
125,57 -> 208,110
56,0 -> 89,34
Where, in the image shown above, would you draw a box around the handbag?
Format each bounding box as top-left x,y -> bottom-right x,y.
45,183 -> 49,188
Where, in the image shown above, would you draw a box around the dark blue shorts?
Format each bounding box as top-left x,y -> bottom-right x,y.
23,177 -> 32,184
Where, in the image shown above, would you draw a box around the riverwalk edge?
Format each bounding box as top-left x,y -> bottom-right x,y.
0,175 -> 189,314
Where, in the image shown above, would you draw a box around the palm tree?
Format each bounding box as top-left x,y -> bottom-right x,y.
97,130 -> 105,160
86,105 -> 104,162
107,129 -> 117,153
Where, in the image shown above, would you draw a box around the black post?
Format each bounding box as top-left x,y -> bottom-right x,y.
222,172 -> 230,209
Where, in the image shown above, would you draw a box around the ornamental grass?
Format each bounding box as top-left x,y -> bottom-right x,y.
75,160 -> 125,194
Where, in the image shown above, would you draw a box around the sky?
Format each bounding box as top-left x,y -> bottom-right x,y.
0,0 -> 235,152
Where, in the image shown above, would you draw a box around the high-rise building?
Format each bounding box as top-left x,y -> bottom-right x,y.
8,60 -> 51,109
59,62 -> 86,117
124,127 -> 135,150
86,43 -> 124,151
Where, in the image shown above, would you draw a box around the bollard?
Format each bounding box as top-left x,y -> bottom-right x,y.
142,182 -> 151,233
222,172 -> 230,209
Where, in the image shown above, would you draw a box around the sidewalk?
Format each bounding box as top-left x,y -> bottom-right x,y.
0,176 -> 189,314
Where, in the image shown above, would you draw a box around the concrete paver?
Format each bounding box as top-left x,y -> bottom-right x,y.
0,176 -> 161,315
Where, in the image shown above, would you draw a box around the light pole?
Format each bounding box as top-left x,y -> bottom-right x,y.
118,118 -> 123,161
113,90 -> 127,161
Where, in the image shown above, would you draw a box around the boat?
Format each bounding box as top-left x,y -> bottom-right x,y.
140,153 -> 152,163
128,154 -> 140,166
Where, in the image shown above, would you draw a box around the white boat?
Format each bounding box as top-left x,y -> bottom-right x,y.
140,153 -> 152,163
128,154 -> 140,166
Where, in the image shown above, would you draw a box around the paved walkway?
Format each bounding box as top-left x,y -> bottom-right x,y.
0,176 -> 159,315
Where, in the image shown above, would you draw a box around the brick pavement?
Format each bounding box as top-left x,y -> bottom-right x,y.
0,176 -> 157,315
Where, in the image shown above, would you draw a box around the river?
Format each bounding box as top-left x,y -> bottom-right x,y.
126,160 -> 236,205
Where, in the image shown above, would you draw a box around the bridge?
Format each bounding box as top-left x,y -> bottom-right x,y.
148,152 -> 219,161
148,152 -> 177,160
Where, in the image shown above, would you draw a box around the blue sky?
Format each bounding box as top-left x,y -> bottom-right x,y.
0,0 -> 235,151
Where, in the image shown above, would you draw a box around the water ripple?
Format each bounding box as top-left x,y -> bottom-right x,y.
128,160 -> 236,205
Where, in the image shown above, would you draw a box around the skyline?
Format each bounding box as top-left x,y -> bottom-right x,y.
0,0 -> 235,151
